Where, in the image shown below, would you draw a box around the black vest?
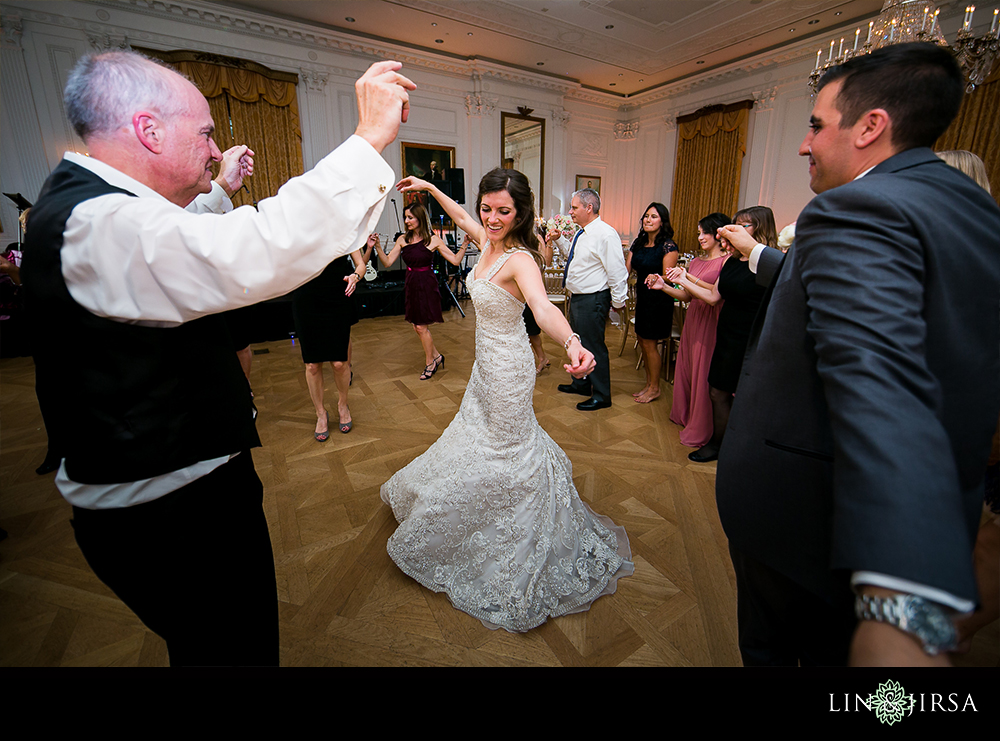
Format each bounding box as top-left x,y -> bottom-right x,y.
21,160 -> 260,484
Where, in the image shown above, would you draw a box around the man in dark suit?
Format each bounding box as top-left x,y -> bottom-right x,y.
715,42 -> 1000,666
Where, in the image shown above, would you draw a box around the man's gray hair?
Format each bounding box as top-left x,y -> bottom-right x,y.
64,50 -> 184,141
573,188 -> 601,214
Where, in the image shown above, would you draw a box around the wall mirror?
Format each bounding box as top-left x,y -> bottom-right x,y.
500,109 -> 545,213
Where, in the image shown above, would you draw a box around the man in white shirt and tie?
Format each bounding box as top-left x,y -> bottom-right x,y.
557,188 -> 628,410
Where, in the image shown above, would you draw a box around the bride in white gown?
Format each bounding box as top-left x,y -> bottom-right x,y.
381,168 -> 634,633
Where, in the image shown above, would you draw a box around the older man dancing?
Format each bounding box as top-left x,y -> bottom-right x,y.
21,51 -> 414,666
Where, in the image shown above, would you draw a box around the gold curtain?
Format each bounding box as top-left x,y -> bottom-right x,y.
135,48 -> 303,208
670,100 -> 753,252
935,65 -> 1000,200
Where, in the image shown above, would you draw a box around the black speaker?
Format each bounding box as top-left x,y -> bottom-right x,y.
428,179 -> 452,221
445,168 -> 465,204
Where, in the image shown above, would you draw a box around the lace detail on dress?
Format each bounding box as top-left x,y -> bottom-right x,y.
380,247 -> 634,632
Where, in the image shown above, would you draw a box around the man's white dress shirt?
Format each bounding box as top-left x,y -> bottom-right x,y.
563,217 -> 628,309
53,135 -> 393,509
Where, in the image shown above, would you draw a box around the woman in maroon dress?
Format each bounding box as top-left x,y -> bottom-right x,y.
371,202 -> 467,379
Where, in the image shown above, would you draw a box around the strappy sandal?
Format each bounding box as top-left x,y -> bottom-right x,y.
536,359 -> 551,375
419,354 -> 444,380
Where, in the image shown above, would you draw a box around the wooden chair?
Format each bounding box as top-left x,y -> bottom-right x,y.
664,302 -> 687,383
617,274 -> 637,357
542,267 -> 569,317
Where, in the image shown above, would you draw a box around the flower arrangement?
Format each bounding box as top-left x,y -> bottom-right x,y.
777,221 -> 796,252
543,214 -> 579,240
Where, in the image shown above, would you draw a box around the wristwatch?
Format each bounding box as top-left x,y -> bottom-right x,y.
855,593 -> 958,656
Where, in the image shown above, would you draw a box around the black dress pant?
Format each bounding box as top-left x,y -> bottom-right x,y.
567,289 -> 612,402
71,452 -> 279,666
729,544 -> 856,667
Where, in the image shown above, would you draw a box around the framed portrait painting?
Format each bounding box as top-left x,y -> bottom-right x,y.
401,142 -> 454,183
400,142 -> 457,226
575,175 -> 601,195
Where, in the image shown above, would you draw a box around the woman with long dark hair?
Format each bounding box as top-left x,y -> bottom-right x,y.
626,202 -> 679,403
663,206 -> 773,461
369,201 -> 466,380
380,168 -> 634,633
647,212 -> 729,448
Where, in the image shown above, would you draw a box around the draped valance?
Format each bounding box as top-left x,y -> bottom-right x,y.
133,48 -> 300,140
677,100 -> 753,154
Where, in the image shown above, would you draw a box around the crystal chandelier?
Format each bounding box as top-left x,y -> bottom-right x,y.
808,1 -> 1000,93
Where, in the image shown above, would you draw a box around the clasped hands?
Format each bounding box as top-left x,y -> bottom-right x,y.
645,268 -> 685,291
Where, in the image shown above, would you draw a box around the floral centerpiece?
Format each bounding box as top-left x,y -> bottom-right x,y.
543,213 -> 579,240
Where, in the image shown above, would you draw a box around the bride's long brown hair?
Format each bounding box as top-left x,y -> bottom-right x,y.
475,168 -> 541,259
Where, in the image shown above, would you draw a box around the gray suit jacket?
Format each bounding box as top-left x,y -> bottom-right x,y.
716,147 -> 1000,606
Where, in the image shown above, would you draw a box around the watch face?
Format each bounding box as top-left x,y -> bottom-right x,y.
902,598 -> 957,653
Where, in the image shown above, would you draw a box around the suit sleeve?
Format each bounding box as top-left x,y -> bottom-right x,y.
795,185 -> 975,599
753,245 -> 785,287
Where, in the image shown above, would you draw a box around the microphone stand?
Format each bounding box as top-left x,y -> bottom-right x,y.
435,214 -> 465,317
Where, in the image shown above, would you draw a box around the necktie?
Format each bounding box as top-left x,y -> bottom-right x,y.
563,229 -> 583,287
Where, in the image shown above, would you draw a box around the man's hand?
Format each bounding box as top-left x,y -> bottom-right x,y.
717,224 -> 758,258
214,145 -> 254,198
354,61 -> 417,154
850,619 -> 951,666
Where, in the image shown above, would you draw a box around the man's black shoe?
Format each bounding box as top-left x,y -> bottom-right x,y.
577,398 -> 611,411
558,384 -> 591,397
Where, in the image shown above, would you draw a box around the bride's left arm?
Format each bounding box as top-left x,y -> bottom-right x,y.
509,253 -> 595,378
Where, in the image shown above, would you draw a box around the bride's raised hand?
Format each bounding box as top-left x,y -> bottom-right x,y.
396,175 -> 430,193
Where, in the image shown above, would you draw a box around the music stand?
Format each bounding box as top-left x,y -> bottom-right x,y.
434,215 -> 465,317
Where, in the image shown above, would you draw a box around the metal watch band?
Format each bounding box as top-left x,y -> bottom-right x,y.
855,593 -> 958,656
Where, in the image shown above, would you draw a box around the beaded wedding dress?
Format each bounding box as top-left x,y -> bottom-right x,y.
381,248 -> 634,633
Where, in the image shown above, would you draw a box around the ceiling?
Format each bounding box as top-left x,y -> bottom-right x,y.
214,0 -> 900,96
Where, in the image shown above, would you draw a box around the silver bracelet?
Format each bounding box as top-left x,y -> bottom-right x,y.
563,332 -> 580,350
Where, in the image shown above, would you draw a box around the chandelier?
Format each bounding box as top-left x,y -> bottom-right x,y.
808,1 -> 999,93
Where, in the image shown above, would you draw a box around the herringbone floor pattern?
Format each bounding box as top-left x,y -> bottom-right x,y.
2,302 -> 996,667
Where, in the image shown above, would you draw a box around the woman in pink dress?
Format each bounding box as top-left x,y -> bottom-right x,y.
646,213 -> 729,448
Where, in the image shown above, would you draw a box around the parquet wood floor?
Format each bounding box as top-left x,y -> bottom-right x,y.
2,301 -> 996,667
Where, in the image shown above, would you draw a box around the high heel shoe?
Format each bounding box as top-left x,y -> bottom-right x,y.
420,354 -> 444,380
314,411 -> 330,442
536,359 -> 551,375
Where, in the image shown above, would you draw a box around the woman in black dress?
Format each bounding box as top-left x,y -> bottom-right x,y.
666,207 -> 776,461
626,202 -> 679,403
370,202 -> 466,380
293,242 -> 373,439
